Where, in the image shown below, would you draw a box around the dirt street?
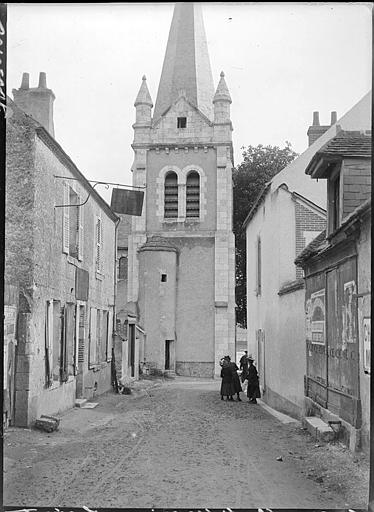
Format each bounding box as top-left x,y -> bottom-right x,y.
4,377 -> 369,509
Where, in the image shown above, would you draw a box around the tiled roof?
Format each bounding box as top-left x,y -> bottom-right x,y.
318,130 -> 371,157
306,130 -> 371,175
294,229 -> 327,265
295,196 -> 371,265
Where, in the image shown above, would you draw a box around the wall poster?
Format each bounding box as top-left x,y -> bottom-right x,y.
306,289 -> 325,345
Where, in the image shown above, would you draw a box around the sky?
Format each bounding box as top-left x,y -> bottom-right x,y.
6,2 -> 372,203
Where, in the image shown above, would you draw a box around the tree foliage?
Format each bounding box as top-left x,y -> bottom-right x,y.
233,142 -> 298,327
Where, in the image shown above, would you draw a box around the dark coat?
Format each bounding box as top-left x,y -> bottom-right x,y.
239,355 -> 249,382
246,363 -> 261,399
229,362 -> 242,394
220,366 -> 234,397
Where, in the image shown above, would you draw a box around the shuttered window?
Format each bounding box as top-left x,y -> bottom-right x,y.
164,172 -> 178,218
186,171 -> 200,218
62,182 -> 84,260
89,307 -> 97,368
62,182 -> 70,253
95,216 -> 103,273
106,310 -> 113,362
45,300 -> 54,387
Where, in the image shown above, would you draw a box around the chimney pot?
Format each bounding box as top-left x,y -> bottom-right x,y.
312,111 -> 320,126
20,72 -> 30,90
38,72 -> 47,88
330,111 -> 337,125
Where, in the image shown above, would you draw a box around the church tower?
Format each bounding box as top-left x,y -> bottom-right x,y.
127,2 -> 235,377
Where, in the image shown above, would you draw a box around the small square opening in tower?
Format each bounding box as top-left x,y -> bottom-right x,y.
161,274 -> 167,282
177,117 -> 187,128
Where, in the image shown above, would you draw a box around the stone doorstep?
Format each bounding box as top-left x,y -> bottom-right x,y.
75,398 -> 87,408
302,416 -> 335,442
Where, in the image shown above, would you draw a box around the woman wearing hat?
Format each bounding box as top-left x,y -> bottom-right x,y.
225,355 -> 242,401
245,355 -> 261,403
220,357 -> 234,401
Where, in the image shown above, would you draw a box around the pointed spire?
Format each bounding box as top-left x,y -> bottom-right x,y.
153,2 -> 215,121
213,71 -> 232,104
134,75 -> 153,107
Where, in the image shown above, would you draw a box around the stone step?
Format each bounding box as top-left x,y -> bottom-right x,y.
302,416 -> 335,442
163,370 -> 176,379
75,398 -> 87,408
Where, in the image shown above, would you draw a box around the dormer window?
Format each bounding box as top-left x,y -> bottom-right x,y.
177,117 -> 187,128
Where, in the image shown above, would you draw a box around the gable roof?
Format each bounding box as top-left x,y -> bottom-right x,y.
305,130 -> 372,178
7,97 -> 119,223
242,91 -> 371,228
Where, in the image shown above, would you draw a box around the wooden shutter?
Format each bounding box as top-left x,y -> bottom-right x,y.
77,305 -> 85,364
96,309 -> 102,363
89,307 -> 97,367
45,300 -> 53,386
78,193 -> 84,261
63,182 -> 70,254
96,216 -> 102,272
106,309 -> 113,362
60,305 -> 68,382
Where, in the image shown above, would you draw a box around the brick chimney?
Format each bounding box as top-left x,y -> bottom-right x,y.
307,111 -> 337,146
12,72 -> 55,137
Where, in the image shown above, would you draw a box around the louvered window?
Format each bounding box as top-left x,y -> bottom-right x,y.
186,171 -> 200,218
164,172 -> 178,218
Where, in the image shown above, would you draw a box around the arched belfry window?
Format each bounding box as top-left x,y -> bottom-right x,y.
164,171 -> 178,218
186,171 -> 200,218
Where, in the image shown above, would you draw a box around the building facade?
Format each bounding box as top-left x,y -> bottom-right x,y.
123,3 -> 236,378
296,130 -> 371,451
6,74 -> 118,426
243,91 -> 371,419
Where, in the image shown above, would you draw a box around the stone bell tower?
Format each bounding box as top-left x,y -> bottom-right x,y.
127,2 -> 236,377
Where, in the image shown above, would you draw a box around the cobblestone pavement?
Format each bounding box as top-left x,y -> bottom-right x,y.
4,377 -> 369,508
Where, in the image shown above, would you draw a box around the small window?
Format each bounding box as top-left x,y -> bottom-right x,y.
177,117 -> 187,128
118,256 -> 128,280
161,274 -> 167,282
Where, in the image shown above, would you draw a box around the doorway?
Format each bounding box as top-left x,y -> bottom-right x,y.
128,324 -> 135,377
165,340 -> 175,371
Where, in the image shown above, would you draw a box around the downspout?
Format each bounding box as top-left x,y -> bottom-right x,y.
112,217 -> 121,376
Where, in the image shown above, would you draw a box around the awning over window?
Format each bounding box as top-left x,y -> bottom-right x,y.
110,188 -> 144,216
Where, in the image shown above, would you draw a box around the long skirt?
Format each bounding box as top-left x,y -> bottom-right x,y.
232,372 -> 242,394
220,381 -> 235,397
247,382 -> 261,399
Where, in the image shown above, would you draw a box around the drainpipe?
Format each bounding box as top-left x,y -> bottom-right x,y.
112,217 -> 121,366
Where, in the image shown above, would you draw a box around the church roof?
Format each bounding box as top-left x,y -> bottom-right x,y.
153,2 -> 215,123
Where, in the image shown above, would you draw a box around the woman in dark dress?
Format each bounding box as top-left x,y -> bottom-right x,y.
225,355 -> 242,401
246,356 -> 261,403
220,358 -> 234,401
